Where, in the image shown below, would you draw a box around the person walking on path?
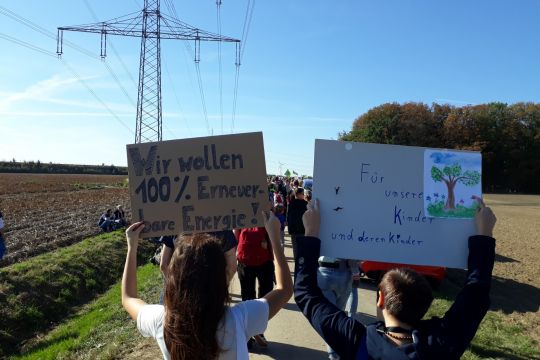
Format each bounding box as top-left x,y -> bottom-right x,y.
234,226 -> 275,347
287,187 -> 308,258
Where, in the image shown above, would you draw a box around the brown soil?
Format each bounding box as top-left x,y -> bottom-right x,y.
482,194 -> 540,342
0,173 -> 131,266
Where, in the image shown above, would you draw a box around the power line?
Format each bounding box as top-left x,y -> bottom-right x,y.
239,0 -> 255,61
83,0 -> 139,90
84,0 -> 169,142
231,0 -> 256,133
0,27 -> 133,136
0,32 -> 56,58
195,63 -> 211,135
163,61 -> 190,138
60,59 -> 135,135
0,5 -> 100,59
162,0 -> 211,135
216,0 -> 224,134
0,5 -> 134,137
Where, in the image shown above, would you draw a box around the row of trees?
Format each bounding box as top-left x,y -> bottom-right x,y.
0,160 -> 128,175
339,102 -> 540,193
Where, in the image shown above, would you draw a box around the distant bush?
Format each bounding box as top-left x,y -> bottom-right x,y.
0,161 -> 128,175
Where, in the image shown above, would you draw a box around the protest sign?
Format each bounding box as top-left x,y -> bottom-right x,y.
127,132 -> 268,238
313,139 -> 482,269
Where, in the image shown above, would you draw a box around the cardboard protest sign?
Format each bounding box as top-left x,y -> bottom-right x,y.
127,132 -> 268,238
313,140 -> 482,269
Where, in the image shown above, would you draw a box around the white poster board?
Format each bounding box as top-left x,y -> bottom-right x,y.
313,140 -> 482,269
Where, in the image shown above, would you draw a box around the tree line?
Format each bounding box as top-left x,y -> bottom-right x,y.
0,160 -> 128,175
339,102 -> 540,194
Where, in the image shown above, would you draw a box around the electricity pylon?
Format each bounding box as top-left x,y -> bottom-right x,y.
57,0 -> 240,143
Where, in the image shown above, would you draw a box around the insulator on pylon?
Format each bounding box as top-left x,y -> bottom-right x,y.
56,29 -> 63,57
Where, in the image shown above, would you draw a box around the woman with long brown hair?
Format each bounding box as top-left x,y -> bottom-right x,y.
121,210 -> 293,360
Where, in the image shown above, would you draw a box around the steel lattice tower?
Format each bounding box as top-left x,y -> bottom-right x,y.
136,0 -> 162,143
57,0 -> 240,143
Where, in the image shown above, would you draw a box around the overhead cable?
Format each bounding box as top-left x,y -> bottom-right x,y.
217,0 -> 224,134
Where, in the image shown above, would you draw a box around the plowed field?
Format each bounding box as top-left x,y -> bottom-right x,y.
0,173 -> 130,266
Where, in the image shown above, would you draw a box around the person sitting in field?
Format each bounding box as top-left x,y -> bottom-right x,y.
294,197 -> 496,360
0,211 -> 6,260
113,205 -> 127,227
98,209 -> 114,232
121,211 -> 292,360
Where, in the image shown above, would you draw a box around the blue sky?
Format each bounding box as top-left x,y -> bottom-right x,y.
1,0 -> 539,175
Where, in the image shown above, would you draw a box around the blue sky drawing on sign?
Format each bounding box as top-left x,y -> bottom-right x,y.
424,150 -> 482,219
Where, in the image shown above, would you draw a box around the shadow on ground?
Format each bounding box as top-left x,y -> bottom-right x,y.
469,343 -> 540,360
250,341 -> 328,359
495,253 -> 520,263
442,269 -> 540,314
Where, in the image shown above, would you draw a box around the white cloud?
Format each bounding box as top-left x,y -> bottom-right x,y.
0,74 -> 97,110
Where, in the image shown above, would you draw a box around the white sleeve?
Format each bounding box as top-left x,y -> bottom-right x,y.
137,304 -> 164,338
236,298 -> 269,338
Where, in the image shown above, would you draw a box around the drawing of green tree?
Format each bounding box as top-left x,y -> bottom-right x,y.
431,163 -> 480,210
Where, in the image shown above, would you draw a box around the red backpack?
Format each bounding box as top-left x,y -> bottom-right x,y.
237,227 -> 273,266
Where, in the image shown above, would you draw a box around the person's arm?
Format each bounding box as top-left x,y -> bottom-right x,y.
159,245 -> 173,276
347,260 -> 361,280
294,199 -> 366,360
122,221 -> 147,320
438,197 -> 497,357
262,210 -> 293,319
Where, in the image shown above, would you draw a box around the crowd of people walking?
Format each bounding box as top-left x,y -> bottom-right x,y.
120,175 -> 497,360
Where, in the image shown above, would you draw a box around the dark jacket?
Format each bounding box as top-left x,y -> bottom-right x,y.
287,198 -> 308,234
294,235 -> 495,360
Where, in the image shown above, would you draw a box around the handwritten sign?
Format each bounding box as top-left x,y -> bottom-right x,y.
313,140 -> 482,269
127,132 -> 268,238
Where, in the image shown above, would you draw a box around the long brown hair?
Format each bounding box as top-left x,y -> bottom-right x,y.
164,233 -> 230,360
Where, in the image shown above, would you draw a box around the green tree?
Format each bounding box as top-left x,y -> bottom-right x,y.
431,164 -> 480,210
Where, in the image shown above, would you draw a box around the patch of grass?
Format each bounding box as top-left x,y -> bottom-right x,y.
426,285 -> 540,360
11,263 -> 162,360
427,200 -> 477,218
71,181 -> 128,191
0,232 -> 157,357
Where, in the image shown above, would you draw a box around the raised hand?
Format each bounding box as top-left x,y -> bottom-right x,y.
125,221 -> 145,249
302,198 -> 320,238
473,196 -> 496,237
262,210 -> 281,246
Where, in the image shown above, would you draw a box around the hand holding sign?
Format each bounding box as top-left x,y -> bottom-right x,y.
125,221 -> 145,249
472,196 -> 496,237
262,210 -> 281,246
303,198 -> 320,238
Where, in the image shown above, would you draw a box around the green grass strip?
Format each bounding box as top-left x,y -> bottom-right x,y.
0,231 -> 156,357
427,293 -> 540,359
12,263 -> 162,360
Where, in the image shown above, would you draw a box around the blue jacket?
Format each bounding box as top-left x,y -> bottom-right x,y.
294,235 -> 495,360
